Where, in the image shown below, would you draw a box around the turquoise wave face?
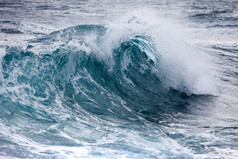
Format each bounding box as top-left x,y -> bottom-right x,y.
0,25 -> 208,158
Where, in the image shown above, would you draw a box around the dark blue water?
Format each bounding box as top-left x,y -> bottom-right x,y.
0,0 -> 238,158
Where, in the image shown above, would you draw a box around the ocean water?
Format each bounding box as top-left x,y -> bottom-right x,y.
0,0 -> 238,158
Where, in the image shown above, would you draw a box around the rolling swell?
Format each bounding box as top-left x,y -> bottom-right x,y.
0,24 -> 203,157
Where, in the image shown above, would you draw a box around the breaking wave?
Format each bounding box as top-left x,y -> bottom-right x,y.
0,12 -> 217,158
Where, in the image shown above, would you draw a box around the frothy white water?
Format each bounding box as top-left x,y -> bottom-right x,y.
101,9 -> 218,95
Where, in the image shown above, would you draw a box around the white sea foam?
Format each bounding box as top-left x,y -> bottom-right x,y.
101,9 -> 218,95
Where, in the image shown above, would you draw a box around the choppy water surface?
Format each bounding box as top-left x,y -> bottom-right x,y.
0,0 -> 238,158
